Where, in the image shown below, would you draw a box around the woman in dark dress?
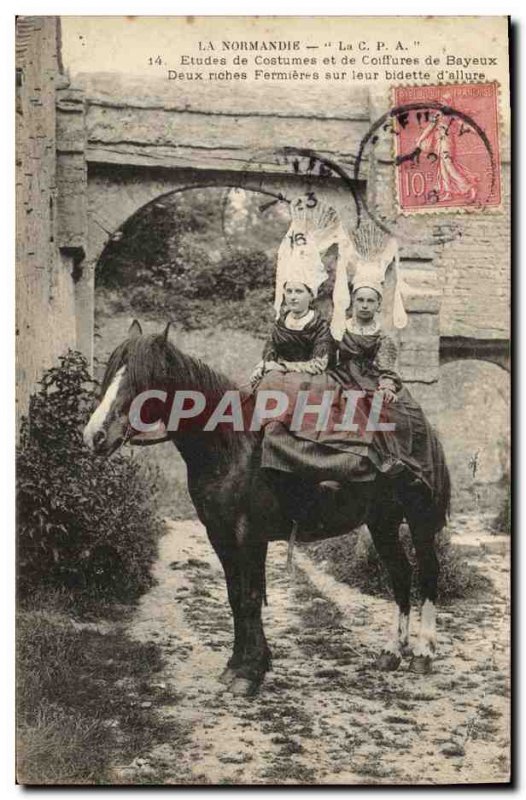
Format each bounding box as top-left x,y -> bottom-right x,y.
331,285 -> 444,497
250,279 -> 374,485
250,281 -> 334,386
252,269 -> 446,503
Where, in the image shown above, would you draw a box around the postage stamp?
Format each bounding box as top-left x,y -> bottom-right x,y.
393,82 -> 501,213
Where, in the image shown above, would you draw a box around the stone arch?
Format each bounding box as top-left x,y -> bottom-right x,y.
433,358 -> 510,513
81,161 -> 364,364
87,163 -> 363,268
439,335 -> 510,373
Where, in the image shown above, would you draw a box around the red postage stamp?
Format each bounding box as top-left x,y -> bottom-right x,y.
393,82 -> 501,213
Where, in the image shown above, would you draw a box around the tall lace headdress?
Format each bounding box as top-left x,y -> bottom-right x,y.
334,221 -> 408,335
274,197 -> 354,337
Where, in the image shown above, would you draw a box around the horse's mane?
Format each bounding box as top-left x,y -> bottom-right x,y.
102,333 -> 242,399
102,333 -> 256,461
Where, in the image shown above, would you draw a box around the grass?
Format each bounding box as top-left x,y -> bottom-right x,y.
349,755 -> 400,780
289,572 -> 366,667
17,702 -> 112,785
16,594 -> 188,785
294,583 -> 343,630
305,525 -> 492,605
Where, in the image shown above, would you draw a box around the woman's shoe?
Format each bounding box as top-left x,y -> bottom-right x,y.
379,458 -> 406,478
319,480 -> 341,493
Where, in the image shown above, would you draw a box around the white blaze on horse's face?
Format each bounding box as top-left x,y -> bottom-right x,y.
83,366 -> 126,453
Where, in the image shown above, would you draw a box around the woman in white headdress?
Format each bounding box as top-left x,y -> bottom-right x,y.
331,226 -> 442,493
249,277 -> 335,386
249,198 -> 338,386
332,274 -> 409,478
249,199 -> 387,505
251,209 -> 447,504
249,280 -> 334,385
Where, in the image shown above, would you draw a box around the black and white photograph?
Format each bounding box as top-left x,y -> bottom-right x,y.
14,14 -> 510,785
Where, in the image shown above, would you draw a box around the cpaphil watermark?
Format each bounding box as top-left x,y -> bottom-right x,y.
128,388 -> 396,435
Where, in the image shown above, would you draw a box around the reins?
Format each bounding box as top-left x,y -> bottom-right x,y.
116,423 -> 133,453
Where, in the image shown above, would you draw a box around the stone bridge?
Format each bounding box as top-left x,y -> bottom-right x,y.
58,74 -> 371,365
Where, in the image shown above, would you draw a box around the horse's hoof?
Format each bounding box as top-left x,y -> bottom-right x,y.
410,654 -> 433,674
218,667 -> 238,685
229,677 -> 261,698
376,651 -> 401,671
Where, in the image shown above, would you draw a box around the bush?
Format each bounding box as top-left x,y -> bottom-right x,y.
96,198 -> 212,289
133,246 -> 273,301
135,240 -> 215,298
211,250 -> 273,299
305,525 -> 492,605
123,283 -> 275,338
17,351 -> 165,605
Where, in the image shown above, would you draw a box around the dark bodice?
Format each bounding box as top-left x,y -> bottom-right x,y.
263,310 -> 335,366
332,330 -> 401,391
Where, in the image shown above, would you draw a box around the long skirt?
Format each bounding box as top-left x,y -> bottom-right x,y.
256,370 -> 448,500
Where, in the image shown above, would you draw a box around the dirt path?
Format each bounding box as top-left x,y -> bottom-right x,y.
112,519 -> 510,785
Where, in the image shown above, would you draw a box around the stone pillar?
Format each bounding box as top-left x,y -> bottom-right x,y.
397,251 -> 442,414
398,247 -> 441,383
16,16 -> 69,430
365,89 -> 443,413
56,84 -> 90,362
74,261 -> 96,367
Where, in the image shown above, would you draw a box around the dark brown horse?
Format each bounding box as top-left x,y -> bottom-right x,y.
84,321 -> 450,696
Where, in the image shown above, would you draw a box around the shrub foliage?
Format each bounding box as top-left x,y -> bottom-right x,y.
17,351 -> 164,603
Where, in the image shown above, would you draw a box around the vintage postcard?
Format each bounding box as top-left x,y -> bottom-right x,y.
16,15 -> 510,785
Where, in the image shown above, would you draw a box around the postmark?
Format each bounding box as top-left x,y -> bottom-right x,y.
393,82 -> 501,213
219,147 -> 363,250
218,119 -> 497,248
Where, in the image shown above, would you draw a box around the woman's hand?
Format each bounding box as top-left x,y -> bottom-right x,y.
249,363 -> 264,386
379,387 -> 398,404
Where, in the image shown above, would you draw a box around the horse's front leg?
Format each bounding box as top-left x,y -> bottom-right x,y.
410,526 -> 438,674
387,603 -> 411,659
229,537 -> 272,697
207,535 -> 245,685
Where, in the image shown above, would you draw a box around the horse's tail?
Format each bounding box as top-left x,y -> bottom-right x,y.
431,433 -> 451,531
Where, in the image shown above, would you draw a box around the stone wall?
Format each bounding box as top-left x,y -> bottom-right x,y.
16,17 -> 91,431
436,167 -> 510,340
16,17 -> 76,429
366,88 -> 510,340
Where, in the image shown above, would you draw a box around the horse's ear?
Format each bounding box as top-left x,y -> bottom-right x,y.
128,320 -> 143,339
162,322 -> 172,343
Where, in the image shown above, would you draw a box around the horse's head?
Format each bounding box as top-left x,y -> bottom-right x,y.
83,320 -> 169,456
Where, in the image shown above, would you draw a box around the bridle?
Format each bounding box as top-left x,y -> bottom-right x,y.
116,422 -> 133,454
